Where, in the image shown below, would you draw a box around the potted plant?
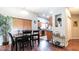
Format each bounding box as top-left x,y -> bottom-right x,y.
0,14 -> 12,45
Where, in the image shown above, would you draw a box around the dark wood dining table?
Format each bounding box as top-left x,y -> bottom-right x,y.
13,33 -> 34,51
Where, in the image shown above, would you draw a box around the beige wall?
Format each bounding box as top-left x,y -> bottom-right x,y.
71,15 -> 79,39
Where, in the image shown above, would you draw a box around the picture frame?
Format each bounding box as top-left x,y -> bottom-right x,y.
73,21 -> 78,27
55,14 -> 62,27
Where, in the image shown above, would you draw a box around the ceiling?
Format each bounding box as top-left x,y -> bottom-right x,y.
1,7 -> 79,17
0,7 -> 64,19
0,7 -> 35,19
23,7 -> 65,19
24,7 -> 55,17
69,7 -> 79,15
0,7 -> 56,19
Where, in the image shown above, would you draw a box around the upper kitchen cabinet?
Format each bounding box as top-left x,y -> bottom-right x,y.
13,17 -> 32,30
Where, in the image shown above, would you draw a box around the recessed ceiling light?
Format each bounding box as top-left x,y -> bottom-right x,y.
21,10 -> 29,15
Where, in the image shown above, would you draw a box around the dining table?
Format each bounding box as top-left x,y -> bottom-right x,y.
13,33 -> 34,51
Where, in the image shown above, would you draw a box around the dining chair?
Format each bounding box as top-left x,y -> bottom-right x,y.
22,30 -> 32,49
8,33 -> 24,51
8,33 -> 16,51
32,30 -> 40,47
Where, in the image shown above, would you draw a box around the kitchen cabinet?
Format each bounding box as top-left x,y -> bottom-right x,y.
47,31 -> 53,41
13,17 -> 32,30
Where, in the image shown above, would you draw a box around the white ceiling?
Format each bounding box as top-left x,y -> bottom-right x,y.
24,7 -> 54,16
69,7 -> 79,15
0,7 -> 55,19
0,7 -> 64,19
21,7 -> 62,18
0,7 -> 37,19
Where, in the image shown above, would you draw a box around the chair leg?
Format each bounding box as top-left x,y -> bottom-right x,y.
38,40 -> 40,46
15,42 -> 18,51
30,40 -> 32,49
19,43 -> 22,51
22,43 -> 24,51
19,42 -> 24,51
35,40 -> 36,44
32,41 -> 34,48
11,45 -> 13,51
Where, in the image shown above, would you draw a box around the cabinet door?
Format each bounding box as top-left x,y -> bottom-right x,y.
23,20 -> 32,30
23,20 -> 28,29
28,20 -> 32,30
47,31 -> 52,41
13,18 -> 32,30
13,18 -> 23,29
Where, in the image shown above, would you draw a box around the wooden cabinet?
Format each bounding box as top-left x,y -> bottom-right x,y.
47,31 -> 52,41
13,18 -> 32,30
13,18 -> 23,29
23,20 -> 27,29
27,20 -> 32,30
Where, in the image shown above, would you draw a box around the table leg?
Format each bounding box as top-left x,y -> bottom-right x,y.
30,39 -> 32,49
15,40 -> 17,51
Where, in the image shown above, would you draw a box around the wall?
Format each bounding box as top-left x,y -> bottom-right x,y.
71,15 -> 79,39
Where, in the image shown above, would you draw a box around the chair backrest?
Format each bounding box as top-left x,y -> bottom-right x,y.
33,30 -> 39,35
32,30 -> 39,39
23,30 -> 32,35
8,33 -> 15,44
